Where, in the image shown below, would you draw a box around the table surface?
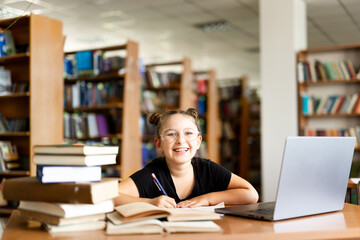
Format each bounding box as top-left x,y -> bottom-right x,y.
2,203 -> 360,240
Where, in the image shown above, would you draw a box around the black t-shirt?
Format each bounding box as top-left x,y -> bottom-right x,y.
130,157 -> 232,203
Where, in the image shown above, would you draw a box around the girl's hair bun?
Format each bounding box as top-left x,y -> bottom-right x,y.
148,112 -> 162,127
186,108 -> 198,119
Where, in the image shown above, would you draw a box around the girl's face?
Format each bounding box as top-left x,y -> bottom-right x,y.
154,114 -> 202,165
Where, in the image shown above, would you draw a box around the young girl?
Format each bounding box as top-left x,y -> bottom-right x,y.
114,108 -> 258,208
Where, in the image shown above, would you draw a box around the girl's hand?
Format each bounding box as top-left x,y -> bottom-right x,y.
150,195 -> 176,208
176,195 -> 210,208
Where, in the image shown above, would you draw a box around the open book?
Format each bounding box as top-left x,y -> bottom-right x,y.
106,219 -> 222,235
107,202 -> 222,224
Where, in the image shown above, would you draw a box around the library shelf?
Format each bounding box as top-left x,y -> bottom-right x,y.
0,14 -> 63,178
297,43 -> 360,179
193,69 -> 221,164
218,76 -> 249,176
63,40 -> 141,179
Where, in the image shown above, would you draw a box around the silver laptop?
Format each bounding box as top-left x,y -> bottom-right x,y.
215,136 -> 356,221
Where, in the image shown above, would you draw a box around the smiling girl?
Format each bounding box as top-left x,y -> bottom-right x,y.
114,108 -> 258,208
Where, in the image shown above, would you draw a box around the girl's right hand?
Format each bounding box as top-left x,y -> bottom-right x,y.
150,195 -> 176,208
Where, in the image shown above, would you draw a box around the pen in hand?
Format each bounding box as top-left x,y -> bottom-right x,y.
151,173 -> 168,196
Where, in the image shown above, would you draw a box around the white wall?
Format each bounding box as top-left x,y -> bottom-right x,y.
260,0 -> 307,201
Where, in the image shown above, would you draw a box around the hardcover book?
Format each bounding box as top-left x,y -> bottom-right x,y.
2,177 -> 118,204
17,209 -> 105,226
44,220 -> 106,233
18,199 -> 114,218
33,153 -> 117,166
33,144 -> 119,155
106,219 -> 221,235
108,202 -> 221,225
36,165 -> 102,183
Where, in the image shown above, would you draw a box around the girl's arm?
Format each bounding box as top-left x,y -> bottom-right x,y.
114,177 -> 177,208
176,173 -> 259,208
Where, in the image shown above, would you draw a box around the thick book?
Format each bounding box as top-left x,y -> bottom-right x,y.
17,209 -> 105,226
44,220 -> 106,233
108,202 -> 221,224
36,165 -> 101,183
18,199 -> 114,218
33,144 -> 119,155
106,219 -> 221,235
33,153 -> 116,166
2,177 -> 118,204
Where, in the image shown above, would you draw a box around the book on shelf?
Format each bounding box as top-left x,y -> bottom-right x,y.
2,177 -> 118,204
17,209 -> 106,226
338,61 -> 351,80
302,93 -> 360,115
345,93 -> 359,113
0,113 -> 10,133
108,202 -> 221,225
0,67 -> 12,95
33,144 -> 119,155
76,51 -> 93,76
301,59 -> 359,82
323,61 -> 336,80
314,60 -> 328,81
339,95 -> 352,113
18,199 -> 114,218
87,112 -> 100,138
33,154 -> 116,166
63,112 -> 112,139
106,219 -> 221,235
346,60 -> 356,79
146,70 -> 161,88
96,114 -> 109,137
0,140 -> 20,171
331,95 -> 345,114
330,61 -> 343,80
0,29 -> 16,57
197,79 -> 207,94
36,165 -> 102,183
64,81 -> 124,109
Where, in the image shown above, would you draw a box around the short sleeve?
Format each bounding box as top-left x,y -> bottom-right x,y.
208,159 -> 232,191
130,167 -> 155,198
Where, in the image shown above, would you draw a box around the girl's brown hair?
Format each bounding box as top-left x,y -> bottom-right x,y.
148,108 -> 200,138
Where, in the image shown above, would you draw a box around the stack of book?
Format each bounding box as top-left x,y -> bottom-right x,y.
106,202 -> 222,235
2,144 -> 119,233
0,140 -> 21,171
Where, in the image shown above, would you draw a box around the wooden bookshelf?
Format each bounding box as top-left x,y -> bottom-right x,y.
246,88 -> 261,195
63,40 -> 141,179
297,43 -> 360,178
218,77 -> 249,177
193,69 -> 221,164
0,14 -> 63,177
141,58 -> 195,165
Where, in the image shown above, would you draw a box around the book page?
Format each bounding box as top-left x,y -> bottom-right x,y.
115,202 -> 169,218
162,220 -> 222,233
166,208 -> 221,222
192,202 -> 225,213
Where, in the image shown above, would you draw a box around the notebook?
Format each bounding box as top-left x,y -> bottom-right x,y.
215,136 -> 356,221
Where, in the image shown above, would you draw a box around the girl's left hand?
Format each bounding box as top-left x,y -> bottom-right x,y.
176,195 -> 209,208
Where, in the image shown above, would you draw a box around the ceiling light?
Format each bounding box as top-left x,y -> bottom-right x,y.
194,20 -> 232,32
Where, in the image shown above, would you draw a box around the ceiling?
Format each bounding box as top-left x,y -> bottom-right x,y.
0,0 -> 360,89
